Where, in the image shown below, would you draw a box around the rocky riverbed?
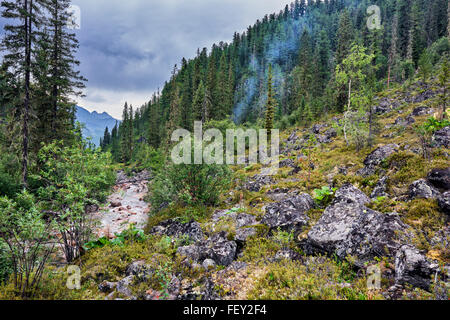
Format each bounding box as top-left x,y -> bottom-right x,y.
91,170 -> 151,238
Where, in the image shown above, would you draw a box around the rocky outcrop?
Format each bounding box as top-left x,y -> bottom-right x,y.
311,124 -> 328,134
393,116 -> 415,127
432,127 -> 450,148
177,232 -> 237,267
333,183 -> 371,205
438,192 -> 450,215
411,106 -> 434,117
406,90 -> 436,104
262,194 -> 314,234
306,184 -> 408,267
98,281 -> 116,293
273,249 -> 303,262
317,128 -> 337,144
395,245 -> 440,291
178,277 -> 218,300
210,210 -> 258,244
373,98 -> 401,114
371,176 -> 389,198
244,174 -> 275,192
357,144 -> 399,176
150,219 -> 205,243
115,276 -> 135,298
408,179 -> 441,200
279,158 -> 296,168
427,168 -> 450,191
116,170 -> 151,185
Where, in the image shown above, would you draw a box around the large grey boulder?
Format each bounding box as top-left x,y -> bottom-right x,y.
371,176 -> 389,199
245,174 -> 275,192
408,179 -> 441,200
427,168 -> 450,191
211,210 -> 258,244
116,276 -> 135,298
306,185 -> 408,267
432,127 -> 450,148
177,232 -> 237,267
150,219 -> 205,243
395,245 -> 440,291
438,191 -> 450,215
333,183 -> 371,205
262,193 -> 314,234
357,144 -> 399,176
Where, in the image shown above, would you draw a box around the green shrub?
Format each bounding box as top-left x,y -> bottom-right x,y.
0,191 -> 54,298
31,140 -> 116,262
83,225 -> 147,251
0,153 -> 21,198
131,144 -> 164,172
149,160 -> 231,212
246,258 -> 379,300
313,186 -> 336,207
0,240 -> 12,284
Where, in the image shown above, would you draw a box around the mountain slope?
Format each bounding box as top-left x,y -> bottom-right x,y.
75,106 -> 119,146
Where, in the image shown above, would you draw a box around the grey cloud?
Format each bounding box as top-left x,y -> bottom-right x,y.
2,0 -> 288,117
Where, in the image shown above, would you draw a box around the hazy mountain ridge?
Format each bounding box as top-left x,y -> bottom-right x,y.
75,106 -> 120,146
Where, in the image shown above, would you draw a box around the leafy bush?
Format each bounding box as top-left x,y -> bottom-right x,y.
83,225 -> 147,251
0,240 -> 12,284
0,153 -> 21,198
150,160 -> 231,212
313,186 -> 336,207
0,191 -> 54,298
246,258 -> 380,300
35,140 -> 116,203
32,140 -> 116,262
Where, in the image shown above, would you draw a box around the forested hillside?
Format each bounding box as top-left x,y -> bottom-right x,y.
104,0 -> 449,163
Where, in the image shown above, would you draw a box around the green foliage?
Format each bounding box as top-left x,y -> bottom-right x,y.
0,240 -> 12,285
0,153 -> 21,198
0,191 -> 54,298
34,140 -> 116,204
83,225 -> 147,251
272,229 -> 295,250
336,44 -> 376,150
313,186 -> 336,207
246,258 -> 378,300
423,117 -> 450,133
131,144 -> 164,172
31,140 -> 116,262
149,159 -> 231,212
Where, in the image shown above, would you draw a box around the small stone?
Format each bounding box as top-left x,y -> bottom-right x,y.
202,259 -> 216,271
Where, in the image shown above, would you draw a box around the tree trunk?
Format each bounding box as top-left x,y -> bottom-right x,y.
387,65 -> 391,89
51,4 -> 59,136
22,0 -> 31,187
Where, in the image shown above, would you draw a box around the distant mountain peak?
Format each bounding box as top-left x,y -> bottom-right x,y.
75,106 -> 120,146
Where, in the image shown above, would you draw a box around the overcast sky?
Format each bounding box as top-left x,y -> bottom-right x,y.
56,0 -> 286,119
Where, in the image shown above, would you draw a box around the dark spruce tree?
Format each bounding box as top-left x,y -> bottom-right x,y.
1,0 -> 46,186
